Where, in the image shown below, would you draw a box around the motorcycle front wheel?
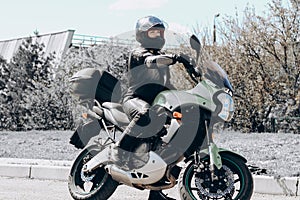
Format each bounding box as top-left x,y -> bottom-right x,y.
68,145 -> 118,200
178,153 -> 253,200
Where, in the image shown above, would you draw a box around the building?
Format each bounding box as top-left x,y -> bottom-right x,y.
0,30 -> 74,63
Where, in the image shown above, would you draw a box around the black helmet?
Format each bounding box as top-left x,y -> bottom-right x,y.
135,16 -> 166,50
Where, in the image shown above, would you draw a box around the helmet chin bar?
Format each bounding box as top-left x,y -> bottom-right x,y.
140,36 -> 165,50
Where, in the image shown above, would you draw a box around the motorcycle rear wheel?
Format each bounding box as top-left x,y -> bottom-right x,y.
178,153 -> 253,200
68,145 -> 118,200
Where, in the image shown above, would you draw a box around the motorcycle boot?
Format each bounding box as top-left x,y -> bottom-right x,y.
111,135 -> 150,170
110,134 -> 135,169
148,190 -> 176,200
111,102 -> 152,169
110,113 -> 151,170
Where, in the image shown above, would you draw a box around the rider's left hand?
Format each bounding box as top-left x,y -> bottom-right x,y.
175,53 -> 197,70
192,67 -> 202,77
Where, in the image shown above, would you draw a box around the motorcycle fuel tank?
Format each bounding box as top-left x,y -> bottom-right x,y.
153,82 -> 216,112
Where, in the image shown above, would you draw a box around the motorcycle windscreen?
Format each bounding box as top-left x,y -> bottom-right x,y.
202,61 -> 233,92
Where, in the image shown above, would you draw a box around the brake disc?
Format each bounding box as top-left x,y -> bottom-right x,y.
195,165 -> 235,199
81,170 -> 95,182
80,154 -> 95,182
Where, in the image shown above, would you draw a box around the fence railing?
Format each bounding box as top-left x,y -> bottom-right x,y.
71,34 -> 137,47
71,33 -> 181,49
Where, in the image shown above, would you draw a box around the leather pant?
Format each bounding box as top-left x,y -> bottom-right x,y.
119,97 -> 167,150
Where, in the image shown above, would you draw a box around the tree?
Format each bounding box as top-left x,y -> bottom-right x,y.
213,0 -> 300,132
0,56 -> 10,129
1,37 -> 74,130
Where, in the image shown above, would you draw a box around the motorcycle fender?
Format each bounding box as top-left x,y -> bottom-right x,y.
218,148 -> 248,163
199,146 -> 248,170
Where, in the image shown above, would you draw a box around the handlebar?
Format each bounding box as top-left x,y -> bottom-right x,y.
187,66 -> 201,83
175,53 -> 201,83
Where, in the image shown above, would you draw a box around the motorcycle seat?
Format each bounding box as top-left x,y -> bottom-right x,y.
102,102 -> 130,126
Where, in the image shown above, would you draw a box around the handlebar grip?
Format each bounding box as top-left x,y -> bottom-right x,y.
193,67 -> 202,77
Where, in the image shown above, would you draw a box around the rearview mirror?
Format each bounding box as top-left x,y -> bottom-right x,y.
190,35 -> 201,53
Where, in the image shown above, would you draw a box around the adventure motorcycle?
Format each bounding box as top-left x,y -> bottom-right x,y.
68,35 -> 253,200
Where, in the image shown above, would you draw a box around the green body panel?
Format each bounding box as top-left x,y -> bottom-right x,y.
200,143 -> 223,169
200,145 -> 247,169
210,143 -> 222,169
153,80 -> 219,112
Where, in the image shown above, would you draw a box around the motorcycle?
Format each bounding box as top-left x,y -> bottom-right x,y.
68,35 -> 253,200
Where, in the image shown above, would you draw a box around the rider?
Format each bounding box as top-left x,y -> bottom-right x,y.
113,15 -> 197,200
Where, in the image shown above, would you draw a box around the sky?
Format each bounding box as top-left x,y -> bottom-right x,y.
0,0 -> 282,41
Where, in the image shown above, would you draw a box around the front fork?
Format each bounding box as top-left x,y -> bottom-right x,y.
194,120 -> 222,181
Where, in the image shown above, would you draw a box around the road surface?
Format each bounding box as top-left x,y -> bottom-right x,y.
0,176 -> 298,200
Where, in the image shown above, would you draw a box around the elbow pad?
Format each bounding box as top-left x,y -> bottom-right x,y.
145,54 -> 176,68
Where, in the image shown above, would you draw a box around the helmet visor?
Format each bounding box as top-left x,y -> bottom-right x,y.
147,28 -> 165,39
136,16 -> 168,32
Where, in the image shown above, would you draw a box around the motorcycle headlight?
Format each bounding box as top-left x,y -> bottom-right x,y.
215,92 -> 234,121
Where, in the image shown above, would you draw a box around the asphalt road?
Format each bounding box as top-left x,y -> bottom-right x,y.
0,176 -> 298,200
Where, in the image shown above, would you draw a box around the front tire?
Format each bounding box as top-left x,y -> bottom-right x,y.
68,145 -> 118,200
178,153 -> 253,200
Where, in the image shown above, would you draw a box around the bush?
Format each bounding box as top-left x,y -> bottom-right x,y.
0,38 -> 74,130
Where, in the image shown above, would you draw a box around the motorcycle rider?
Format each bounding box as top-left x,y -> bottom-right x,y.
113,15 -> 197,200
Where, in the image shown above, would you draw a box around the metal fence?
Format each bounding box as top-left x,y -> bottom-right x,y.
71,33 -> 182,49
71,34 -> 137,48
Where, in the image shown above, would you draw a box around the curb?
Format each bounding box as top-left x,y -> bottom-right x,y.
0,158 -> 71,181
0,158 -> 299,196
253,175 -> 299,196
